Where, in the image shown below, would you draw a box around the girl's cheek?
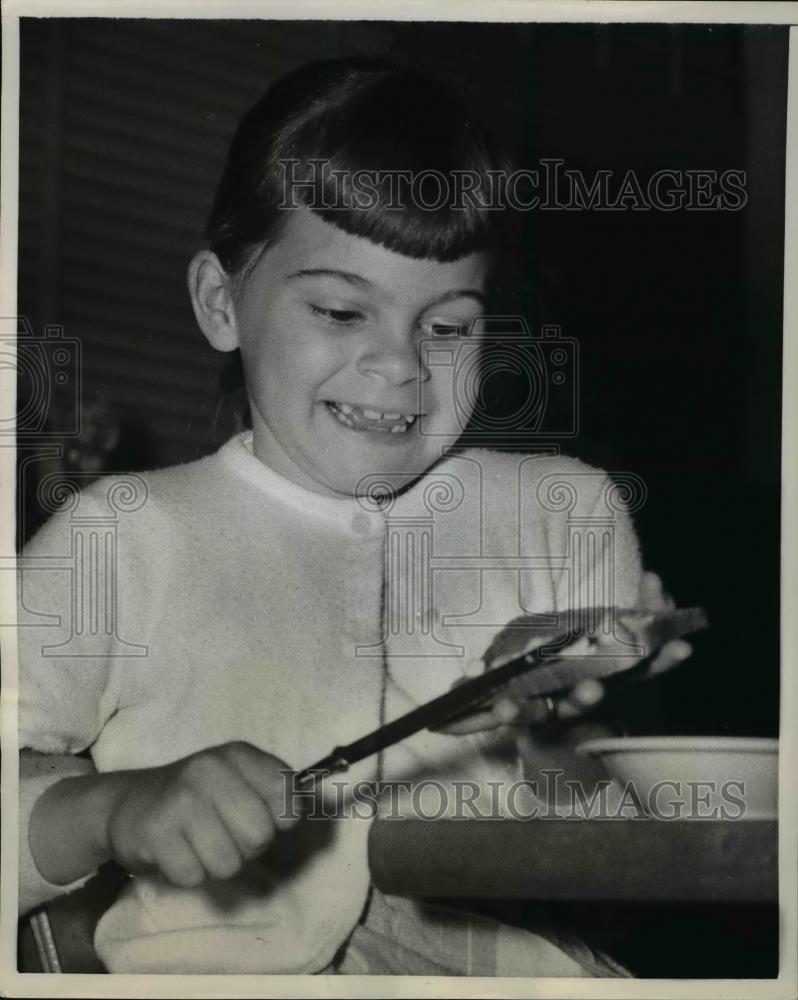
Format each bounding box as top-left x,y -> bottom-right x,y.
432,366 -> 464,419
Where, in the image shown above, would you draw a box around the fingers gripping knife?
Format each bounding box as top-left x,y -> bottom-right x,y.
294,606 -> 708,788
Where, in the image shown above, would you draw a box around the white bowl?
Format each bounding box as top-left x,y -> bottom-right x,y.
576,737 -> 778,820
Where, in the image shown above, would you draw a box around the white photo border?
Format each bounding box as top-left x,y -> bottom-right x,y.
1,3 -> 796,998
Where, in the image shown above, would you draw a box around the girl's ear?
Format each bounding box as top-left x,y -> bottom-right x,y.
187,250 -> 240,352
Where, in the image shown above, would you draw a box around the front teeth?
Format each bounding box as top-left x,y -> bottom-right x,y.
327,401 -> 418,433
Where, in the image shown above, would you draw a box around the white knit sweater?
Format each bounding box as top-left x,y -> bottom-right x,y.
17,432 -> 642,973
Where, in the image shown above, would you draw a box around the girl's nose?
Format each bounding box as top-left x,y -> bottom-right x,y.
356,331 -> 429,386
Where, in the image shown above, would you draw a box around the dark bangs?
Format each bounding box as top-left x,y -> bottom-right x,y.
207,59 -> 509,272
287,68 -> 506,261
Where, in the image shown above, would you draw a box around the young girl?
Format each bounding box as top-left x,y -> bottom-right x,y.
17,58 -> 689,977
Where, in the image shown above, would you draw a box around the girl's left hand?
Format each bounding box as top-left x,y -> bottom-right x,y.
437,571 -> 693,736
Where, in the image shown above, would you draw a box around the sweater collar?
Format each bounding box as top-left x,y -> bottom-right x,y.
217,431 -> 387,537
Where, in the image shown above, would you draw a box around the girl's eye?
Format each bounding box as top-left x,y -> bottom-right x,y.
309,304 -> 365,325
425,320 -> 470,338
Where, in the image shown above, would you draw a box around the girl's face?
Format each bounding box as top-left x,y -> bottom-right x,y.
231,208 -> 489,497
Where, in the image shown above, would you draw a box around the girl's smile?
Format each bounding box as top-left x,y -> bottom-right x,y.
194,207 -> 489,498
323,401 -> 419,435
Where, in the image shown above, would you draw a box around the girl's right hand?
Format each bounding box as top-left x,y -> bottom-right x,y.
104,742 -> 298,888
27,742 -> 298,893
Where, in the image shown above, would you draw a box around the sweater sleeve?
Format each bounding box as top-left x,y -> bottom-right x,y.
513,454 -> 644,615
571,471 -> 644,614
16,493 -> 117,913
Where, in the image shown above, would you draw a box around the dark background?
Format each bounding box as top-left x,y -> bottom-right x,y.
17,19 -> 785,744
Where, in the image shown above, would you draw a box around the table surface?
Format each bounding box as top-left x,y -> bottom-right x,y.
368,818 -> 777,902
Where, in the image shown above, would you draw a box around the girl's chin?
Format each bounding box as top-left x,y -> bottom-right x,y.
317,462 -> 429,499
312,443 -> 453,498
